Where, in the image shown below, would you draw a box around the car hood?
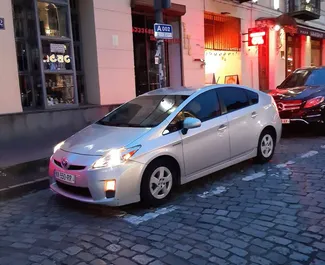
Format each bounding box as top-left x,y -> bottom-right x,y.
267,86 -> 323,100
61,124 -> 151,156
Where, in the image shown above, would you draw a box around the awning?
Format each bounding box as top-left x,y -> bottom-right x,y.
130,0 -> 186,16
255,14 -> 297,33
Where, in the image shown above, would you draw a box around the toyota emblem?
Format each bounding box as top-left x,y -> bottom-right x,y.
61,158 -> 69,169
277,102 -> 284,111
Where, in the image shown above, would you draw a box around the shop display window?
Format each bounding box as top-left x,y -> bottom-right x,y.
311,38 -> 322,67
42,41 -> 72,71
13,0 -> 85,109
45,74 -> 74,105
38,1 -> 69,38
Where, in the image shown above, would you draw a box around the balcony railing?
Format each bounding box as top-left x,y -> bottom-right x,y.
287,0 -> 321,20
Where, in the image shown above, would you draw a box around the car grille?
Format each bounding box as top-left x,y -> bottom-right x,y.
56,180 -> 92,198
276,100 -> 303,112
54,159 -> 86,171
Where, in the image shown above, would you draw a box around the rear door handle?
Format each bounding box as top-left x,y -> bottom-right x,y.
251,112 -> 258,118
218,124 -> 227,131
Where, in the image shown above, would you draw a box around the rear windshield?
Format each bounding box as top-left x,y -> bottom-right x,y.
97,95 -> 188,128
278,69 -> 325,89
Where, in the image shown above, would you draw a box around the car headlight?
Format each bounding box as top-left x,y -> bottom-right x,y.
53,141 -> 65,153
92,145 -> 141,169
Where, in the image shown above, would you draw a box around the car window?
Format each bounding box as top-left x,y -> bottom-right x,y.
305,69 -> 325,86
217,87 -> 250,113
278,69 -> 310,88
246,90 -> 259,105
97,95 -> 188,128
165,90 -> 220,134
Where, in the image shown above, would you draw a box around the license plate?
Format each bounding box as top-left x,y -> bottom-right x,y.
55,170 -> 76,184
281,119 -> 290,124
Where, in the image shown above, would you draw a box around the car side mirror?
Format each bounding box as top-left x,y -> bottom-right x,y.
182,117 -> 201,135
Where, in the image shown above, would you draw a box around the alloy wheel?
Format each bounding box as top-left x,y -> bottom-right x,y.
261,134 -> 274,158
149,166 -> 173,200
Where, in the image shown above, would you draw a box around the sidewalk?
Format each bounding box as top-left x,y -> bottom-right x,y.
0,130 -> 74,200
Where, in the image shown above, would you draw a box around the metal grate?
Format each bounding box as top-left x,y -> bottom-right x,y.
204,12 -> 241,51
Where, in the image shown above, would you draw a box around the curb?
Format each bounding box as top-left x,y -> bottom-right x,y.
0,177 -> 49,201
0,158 -> 50,201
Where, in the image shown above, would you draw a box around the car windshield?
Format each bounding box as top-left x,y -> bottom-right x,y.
278,69 -> 325,89
97,95 -> 188,128
277,70 -> 311,89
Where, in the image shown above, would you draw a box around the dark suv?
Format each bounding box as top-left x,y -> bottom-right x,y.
268,67 -> 325,127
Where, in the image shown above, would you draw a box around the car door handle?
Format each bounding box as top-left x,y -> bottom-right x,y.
218,124 -> 227,131
251,112 -> 258,118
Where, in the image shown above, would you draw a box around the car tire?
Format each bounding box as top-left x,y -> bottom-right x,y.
140,159 -> 177,207
255,129 -> 276,164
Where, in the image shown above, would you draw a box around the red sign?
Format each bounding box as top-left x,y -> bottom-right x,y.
248,28 -> 266,46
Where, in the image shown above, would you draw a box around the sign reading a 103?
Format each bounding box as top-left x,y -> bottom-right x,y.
248,28 -> 266,46
154,23 -> 173,39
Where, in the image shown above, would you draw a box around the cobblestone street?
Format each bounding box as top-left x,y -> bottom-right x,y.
1,129 -> 325,265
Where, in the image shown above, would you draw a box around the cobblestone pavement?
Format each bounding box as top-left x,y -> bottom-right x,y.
1,129 -> 325,265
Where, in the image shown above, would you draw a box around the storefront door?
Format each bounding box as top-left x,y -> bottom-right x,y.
132,13 -> 182,96
286,34 -> 301,76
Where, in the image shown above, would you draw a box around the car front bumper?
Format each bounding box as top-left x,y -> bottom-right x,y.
279,109 -> 324,125
49,149 -> 145,206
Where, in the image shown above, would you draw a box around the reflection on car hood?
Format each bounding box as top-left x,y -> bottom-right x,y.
61,124 -> 151,156
267,86 -> 323,100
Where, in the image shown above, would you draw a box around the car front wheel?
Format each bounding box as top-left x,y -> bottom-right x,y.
140,159 -> 176,206
255,129 -> 275,163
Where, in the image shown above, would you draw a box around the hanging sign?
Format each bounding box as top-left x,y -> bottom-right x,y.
248,28 -> 266,46
50,43 -> 66,53
0,18 -> 4,30
154,23 -> 173,39
297,27 -> 325,39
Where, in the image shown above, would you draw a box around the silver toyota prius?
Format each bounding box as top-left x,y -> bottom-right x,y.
49,85 -> 282,206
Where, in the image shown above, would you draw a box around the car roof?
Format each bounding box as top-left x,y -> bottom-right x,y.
141,84 -> 253,97
296,66 -> 325,71
141,86 -> 199,96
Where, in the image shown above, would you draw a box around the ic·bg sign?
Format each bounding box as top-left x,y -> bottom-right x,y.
248,28 -> 266,47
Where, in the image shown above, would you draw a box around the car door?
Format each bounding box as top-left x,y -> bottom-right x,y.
175,89 -> 230,177
217,86 -> 260,159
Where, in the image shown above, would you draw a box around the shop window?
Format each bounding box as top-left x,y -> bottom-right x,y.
13,0 -> 85,109
311,38 -> 322,67
45,74 -> 74,105
38,2 -> 69,38
204,12 -> 241,51
42,41 -> 72,71
13,0 -> 42,109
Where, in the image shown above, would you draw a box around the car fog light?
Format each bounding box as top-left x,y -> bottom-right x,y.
105,180 -> 116,191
